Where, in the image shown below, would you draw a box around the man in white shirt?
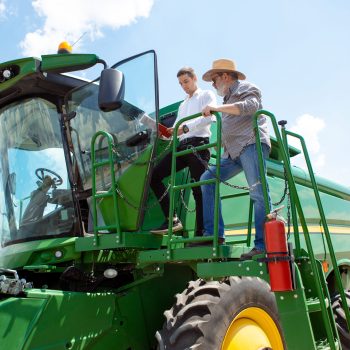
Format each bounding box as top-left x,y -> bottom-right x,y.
150,67 -> 216,235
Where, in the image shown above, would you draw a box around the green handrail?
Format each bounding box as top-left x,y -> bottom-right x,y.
254,110 -> 338,349
91,131 -> 122,246
166,112 -> 222,255
253,114 -> 270,216
285,129 -> 350,335
280,123 -> 301,255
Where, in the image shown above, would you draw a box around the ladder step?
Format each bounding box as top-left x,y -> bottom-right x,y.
306,297 -> 329,313
95,191 -> 112,199
93,160 -> 111,168
95,225 -> 118,232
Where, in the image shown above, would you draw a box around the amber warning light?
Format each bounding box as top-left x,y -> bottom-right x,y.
57,41 -> 72,54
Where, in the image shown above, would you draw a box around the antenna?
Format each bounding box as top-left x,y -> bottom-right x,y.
71,32 -> 87,47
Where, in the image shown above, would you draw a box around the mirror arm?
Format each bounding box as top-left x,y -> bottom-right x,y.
97,58 -> 108,69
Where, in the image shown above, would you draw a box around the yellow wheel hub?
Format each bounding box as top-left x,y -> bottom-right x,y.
222,307 -> 284,350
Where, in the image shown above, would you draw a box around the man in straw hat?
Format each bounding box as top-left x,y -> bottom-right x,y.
200,58 -> 271,260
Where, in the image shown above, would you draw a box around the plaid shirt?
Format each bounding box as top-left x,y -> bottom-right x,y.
221,80 -> 270,159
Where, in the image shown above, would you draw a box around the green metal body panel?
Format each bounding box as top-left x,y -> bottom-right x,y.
0,238 -> 79,270
0,54 -> 99,96
0,57 -> 40,93
0,265 -> 193,350
40,54 -> 99,73
98,146 -> 153,231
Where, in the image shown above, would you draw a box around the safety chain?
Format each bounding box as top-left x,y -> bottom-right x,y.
115,187 -> 139,210
273,167 -> 291,237
286,188 -> 291,239
116,143 -> 262,212
107,139 -> 174,210
189,146 -> 261,191
133,140 -> 174,166
115,183 -> 171,211
112,140 -> 294,235
180,189 -> 196,213
272,168 -> 289,206
109,139 -> 174,167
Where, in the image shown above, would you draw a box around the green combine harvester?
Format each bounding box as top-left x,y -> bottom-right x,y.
0,49 -> 350,350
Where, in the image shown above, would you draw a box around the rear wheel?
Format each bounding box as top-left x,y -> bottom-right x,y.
332,291 -> 350,350
156,277 -> 286,350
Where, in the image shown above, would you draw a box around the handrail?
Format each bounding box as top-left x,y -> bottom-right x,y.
285,129 -> 350,335
280,123 -> 301,254
91,131 -> 122,246
166,112 -> 222,255
254,110 -> 339,349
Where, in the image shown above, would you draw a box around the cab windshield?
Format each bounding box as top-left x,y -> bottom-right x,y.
0,98 -> 75,246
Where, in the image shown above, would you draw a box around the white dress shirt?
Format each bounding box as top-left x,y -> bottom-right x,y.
175,88 -> 216,141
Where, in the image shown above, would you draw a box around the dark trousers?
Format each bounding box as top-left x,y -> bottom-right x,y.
150,139 -> 210,235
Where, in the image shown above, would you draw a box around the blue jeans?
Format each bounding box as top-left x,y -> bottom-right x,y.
200,143 -> 271,250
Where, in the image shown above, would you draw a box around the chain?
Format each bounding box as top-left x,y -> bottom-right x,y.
286,188 -> 291,239
271,166 -> 291,237
132,140 -> 173,166
109,139 -> 174,167
189,145 -> 260,191
113,143 -> 293,228
272,167 -> 288,206
115,187 -> 140,210
115,183 -> 171,211
106,139 -> 174,210
145,184 -> 171,210
180,189 -> 196,213
108,135 -> 296,238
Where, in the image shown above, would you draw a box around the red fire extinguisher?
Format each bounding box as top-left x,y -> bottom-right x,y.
264,219 -> 293,292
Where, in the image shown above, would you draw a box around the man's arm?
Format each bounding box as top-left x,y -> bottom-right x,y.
233,85 -> 262,116
203,84 -> 261,117
202,104 -> 240,117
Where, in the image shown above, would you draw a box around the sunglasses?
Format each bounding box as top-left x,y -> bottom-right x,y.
212,73 -> 223,84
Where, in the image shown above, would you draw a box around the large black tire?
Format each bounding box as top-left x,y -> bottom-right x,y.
156,277 -> 286,350
332,291 -> 350,350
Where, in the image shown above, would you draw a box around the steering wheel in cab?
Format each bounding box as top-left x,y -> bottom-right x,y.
35,168 -> 63,188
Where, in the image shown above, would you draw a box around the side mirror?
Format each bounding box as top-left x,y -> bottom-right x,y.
98,68 -> 125,112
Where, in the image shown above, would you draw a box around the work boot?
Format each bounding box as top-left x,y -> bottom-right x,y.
150,217 -> 183,234
240,247 -> 264,261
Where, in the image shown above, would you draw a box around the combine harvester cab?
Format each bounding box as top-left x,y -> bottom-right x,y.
0,49 -> 349,350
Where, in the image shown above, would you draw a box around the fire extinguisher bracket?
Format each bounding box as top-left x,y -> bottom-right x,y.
257,255 -> 295,263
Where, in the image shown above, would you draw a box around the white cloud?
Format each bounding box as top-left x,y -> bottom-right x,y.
289,113 -> 326,171
0,1 -> 6,17
20,0 -> 155,57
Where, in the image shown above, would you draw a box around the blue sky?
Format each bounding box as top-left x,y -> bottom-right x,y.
0,0 -> 349,187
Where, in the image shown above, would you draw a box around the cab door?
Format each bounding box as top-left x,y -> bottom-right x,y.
65,51 -> 159,231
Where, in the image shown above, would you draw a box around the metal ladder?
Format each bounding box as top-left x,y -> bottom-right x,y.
165,112 -> 223,255
254,110 -> 350,349
90,131 -> 122,246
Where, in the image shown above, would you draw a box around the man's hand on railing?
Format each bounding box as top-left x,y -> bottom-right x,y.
202,105 -> 217,117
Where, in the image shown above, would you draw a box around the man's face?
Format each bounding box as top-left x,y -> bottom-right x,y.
212,73 -> 228,97
178,74 -> 197,95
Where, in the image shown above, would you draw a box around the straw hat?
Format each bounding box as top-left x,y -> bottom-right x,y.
202,59 -> 246,81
